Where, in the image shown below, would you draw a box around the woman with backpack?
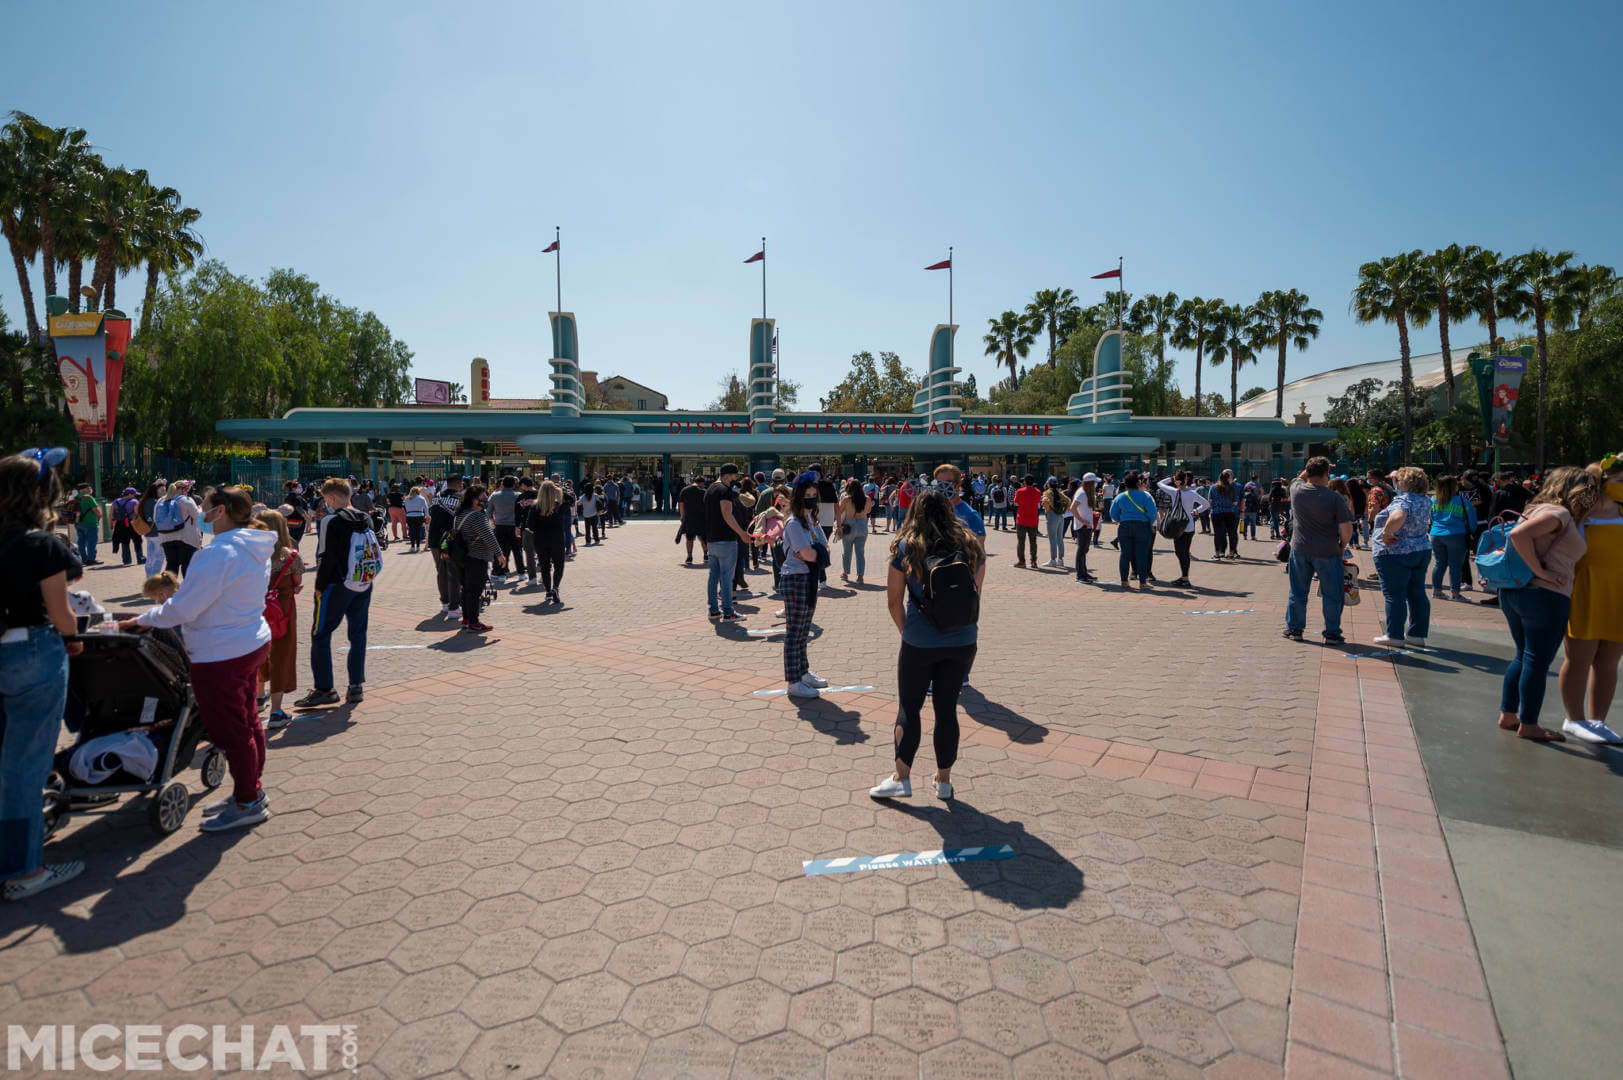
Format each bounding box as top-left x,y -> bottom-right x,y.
451,484 -> 504,633
119,486 -> 277,832
1041,478 -> 1069,568
136,480 -> 167,576
254,509 -> 303,731
870,487 -> 985,801
1494,466 -> 1602,743
110,487 -> 142,566
779,475 -> 829,699
155,479 -> 202,578
1157,471 -> 1212,588
1429,475 -> 1478,601
837,478 -> 870,584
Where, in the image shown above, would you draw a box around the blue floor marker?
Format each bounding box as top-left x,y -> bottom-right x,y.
754,684 -> 874,697
804,844 -> 1016,876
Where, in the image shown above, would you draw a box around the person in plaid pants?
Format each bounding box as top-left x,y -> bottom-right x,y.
779,477 -> 829,698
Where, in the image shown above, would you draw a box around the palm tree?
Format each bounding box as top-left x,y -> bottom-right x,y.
1569,263 -> 1619,329
87,166 -> 176,311
1125,291 -> 1180,415
1206,303 -> 1258,417
983,310 -> 1034,388
1170,297 -> 1223,417
1352,251 -> 1436,462
1506,248 -> 1578,471
447,381 -> 467,404
1465,249 -> 1520,353
1251,289 -> 1322,418
138,193 -> 203,337
0,119 -> 42,343
1023,287 -> 1080,367
1424,243 -> 1478,406
7,112 -> 93,308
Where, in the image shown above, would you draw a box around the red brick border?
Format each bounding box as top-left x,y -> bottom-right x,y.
1284,614 -> 1511,1079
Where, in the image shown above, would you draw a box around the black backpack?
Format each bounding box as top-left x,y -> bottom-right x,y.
441,513 -> 472,564
916,547 -> 979,630
1158,489 -> 1189,540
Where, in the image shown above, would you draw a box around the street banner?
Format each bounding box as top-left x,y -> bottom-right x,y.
50,311 -> 124,441
1488,354 -> 1527,447
415,378 -> 452,405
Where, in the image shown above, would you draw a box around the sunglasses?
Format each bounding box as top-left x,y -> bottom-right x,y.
22,447 -> 68,485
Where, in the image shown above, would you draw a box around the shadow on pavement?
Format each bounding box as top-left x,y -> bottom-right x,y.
959,688 -> 1052,747
883,797 -> 1083,910
275,704 -> 359,745
790,699 -> 871,745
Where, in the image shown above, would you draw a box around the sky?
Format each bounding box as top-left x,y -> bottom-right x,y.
3,1 -> 1620,412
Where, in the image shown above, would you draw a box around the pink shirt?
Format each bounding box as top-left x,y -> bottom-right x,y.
1522,503 -> 1586,597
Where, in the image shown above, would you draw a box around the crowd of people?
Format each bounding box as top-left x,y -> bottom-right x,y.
1,446 -> 1618,903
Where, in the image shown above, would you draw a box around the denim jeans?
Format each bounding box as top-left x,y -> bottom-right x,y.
1499,586 -> 1571,725
841,532 -> 867,577
1431,533 -> 1467,592
1116,520 -> 1153,583
1243,511 -> 1259,540
1375,549 -> 1432,640
990,506 -> 1008,530
309,584 -> 372,690
143,536 -> 166,576
1287,550 -> 1346,635
76,523 -> 97,562
0,626 -> 70,879
706,540 -> 739,616
1045,512 -> 1066,563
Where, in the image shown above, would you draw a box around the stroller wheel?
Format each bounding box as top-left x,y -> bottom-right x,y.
149,780 -> 190,835
201,747 -> 227,790
42,773 -> 68,840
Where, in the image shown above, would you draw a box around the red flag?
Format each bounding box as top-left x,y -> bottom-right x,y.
1091,268 -> 1121,279
924,258 -> 951,270
542,240 -> 559,253
744,250 -> 764,263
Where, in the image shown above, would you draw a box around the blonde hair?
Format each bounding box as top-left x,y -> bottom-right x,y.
1528,466 -> 1602,523
1393,467 -> 1429,494
141,571 -> 180,600
408,486 -> 421,498
537,480 -> 562,516
254,507 -> 296,565
322,477 -> 351,497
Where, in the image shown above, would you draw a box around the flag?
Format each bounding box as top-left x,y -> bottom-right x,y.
744,250 -> 764,263
925,258 -> 951,270
542,240 -> 559,253
1091,268 -> 1121,279
772,332 -> 779,355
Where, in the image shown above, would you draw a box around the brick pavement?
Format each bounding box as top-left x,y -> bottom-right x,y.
0,519 -> 1512,1077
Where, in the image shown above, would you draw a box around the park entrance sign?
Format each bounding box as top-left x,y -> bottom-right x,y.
218,321 -> 1337,487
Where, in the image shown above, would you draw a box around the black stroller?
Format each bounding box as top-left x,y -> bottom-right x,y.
368,507 -> 391,551
44,630 -> 226,837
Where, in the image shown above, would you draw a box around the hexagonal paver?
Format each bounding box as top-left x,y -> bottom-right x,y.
732,1030 -> 825,1080
1147,954 -> 1243,1011
758,940 -> 835,994
547,1020 -> 648,1079
1067,951 -> 1159,1008
874,908 -> 947,955
457,966 -> 554,1030
639,1025 -> 737,1078
1044,993 -> 1141,1059
1014,1042 -> 1111,1080
804,906 -> 876,951
461,1017 -> 564,1079
947,910 -> 1023,958
914,946 -> 994,1001
381,964 -> 478,1024
1093,917 -> 1173,963
535,930 -> 616,981
787,982 -> 873,1048
705,978 -> 790,1042
836,943 -> 913,998
921,1038 -> 1017,1080
871,986 -> 958,1052
959,988 -> 1049,1055
540,971 -> 633,1033
733,903 -> 804,948
827,1034 -> 916,1077
621,975 -> 709,1037
1129,997 -> 1233,1066
372,1010 -> 480,1078
681,937 -> 759,989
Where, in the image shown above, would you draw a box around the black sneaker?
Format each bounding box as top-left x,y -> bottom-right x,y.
1323,631 -> 1345,644
294,689 -> 339,708
1281,629 -> 1304,641
346,685 -> 364,704
722,612 -> 744,622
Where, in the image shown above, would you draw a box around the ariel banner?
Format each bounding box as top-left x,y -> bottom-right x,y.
50,312 -> 129,441
1488,354 -> 1526,447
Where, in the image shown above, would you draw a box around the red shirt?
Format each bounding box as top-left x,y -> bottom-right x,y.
896,481 -> 915,509
1012,486 -> 1042,527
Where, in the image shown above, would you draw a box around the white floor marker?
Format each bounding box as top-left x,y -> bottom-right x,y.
753,684 -> 874,697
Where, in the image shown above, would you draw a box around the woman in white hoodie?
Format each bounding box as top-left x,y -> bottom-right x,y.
119,486 -> 276,832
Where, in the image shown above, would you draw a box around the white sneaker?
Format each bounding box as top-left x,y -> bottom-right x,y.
802,673 -> 830,689
1372,634 -> 1400,646
774,609 -> 787,618
786,681 -> 819,699
448,608 -> 462,620
869,775 -> 912,799
439,603 -> 450,617
1564,719 -> 1623,744
934,778 -> 953,800
1404,636 -> 1428,650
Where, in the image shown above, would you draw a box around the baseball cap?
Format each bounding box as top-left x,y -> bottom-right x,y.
1083,472 -> 1101,482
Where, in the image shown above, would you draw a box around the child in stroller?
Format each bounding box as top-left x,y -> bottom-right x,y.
367,507 -> 390,551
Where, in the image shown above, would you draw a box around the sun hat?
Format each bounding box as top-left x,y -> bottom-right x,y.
122,486 -> 138,495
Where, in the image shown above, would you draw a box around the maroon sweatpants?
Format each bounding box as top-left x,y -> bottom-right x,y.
189,643 -> 271,805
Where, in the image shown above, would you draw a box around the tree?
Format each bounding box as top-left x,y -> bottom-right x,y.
0,119 -> 42,343
1465,249 -> 1520,353
1569,263 -> 1619,329
1251,288 -> 1322,418
1023,287 -> 1080,368
1423,243 -> 1479,406
1240,386 -> 1267,402
1331,424 -> 1393,467
447,381 -> 466,404
1126,291 -> 1180,415
960,372 -> 979,406
138,192 -> 203,337
6,112 -> 93,313
1206,303 -> 1257,418
1171,297 -> 1224,417
1323,376 -> 1388,428
1506,248 -> 1578,471
1534,294 -> 1623,465
819,351 -> 921,413
1352,250 -> 1436,461
983,310 -> 1034,388
775,376 -> 801,411
709,371 -> 748,411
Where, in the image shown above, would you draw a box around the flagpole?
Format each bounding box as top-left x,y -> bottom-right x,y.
948,245 -> 954,366
555,226 -> 562,317
762,236 -> 770,399
1117,255 -> 1124,329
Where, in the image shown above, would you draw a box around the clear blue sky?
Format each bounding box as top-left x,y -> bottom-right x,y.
3,1 -> 1619,411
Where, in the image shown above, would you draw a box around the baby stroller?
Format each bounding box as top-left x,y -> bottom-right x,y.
43,630 -> 226,838
368,507 -> 391,551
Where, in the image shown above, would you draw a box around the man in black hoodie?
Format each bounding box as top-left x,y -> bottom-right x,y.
428,475 -> 463,618
295,478 -> 377,708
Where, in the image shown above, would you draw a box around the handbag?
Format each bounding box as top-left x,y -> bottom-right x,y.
1158,489 -> 1189,540
132,513 -> 152,536
263,554 -> 295,639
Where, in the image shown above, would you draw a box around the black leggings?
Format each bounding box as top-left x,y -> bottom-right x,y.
1073,526 -> 1093,579
1212,512 -> 1239,556
494,524 -> 522,572
163,540 -> 197,578
536,544 -> 566,591
461,559 -> 488,622
895,642 -> 977,770
1173,531 -> 1194,577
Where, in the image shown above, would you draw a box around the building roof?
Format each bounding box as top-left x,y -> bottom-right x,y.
1235,349 -> 1456,423
598,375 -> 663,396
